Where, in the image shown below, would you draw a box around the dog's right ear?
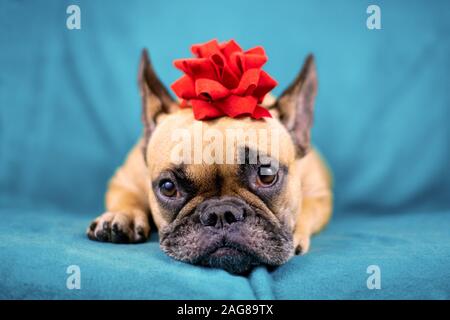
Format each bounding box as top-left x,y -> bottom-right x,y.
138,49 -> 177,144
273,54 -> 318,158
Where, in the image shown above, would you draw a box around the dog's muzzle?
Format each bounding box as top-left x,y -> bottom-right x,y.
160,195 -> 293,274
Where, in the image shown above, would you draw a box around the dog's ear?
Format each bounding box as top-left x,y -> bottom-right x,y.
138,49 -> 177,141
273,54 -> 317,157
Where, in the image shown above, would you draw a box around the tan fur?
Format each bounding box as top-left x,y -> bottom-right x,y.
293,150 -> 333,253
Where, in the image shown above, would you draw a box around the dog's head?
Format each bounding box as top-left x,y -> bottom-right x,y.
138,49 -> 317,273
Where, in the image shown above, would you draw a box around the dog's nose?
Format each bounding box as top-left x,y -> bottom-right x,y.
200,204 -> 245,228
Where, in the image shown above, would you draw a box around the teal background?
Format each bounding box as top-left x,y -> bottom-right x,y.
0,0 -> 449,299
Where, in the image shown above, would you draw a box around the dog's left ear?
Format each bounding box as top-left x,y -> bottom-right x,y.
138,49 -> 177,140
273,54 -> 318,157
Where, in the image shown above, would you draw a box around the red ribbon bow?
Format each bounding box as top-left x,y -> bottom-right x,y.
171,39 -> 277,120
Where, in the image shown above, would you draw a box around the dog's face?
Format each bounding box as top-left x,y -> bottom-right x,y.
138,50 -> 317,273
147,113 -> 298,273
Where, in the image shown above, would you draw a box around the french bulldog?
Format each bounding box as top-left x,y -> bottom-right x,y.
87,49 -> 333,274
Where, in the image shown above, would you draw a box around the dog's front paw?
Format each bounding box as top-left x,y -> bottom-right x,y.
294,234 -> 311,255
86,211 -> 150,243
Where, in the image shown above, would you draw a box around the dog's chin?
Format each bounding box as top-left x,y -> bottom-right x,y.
198,245 -> 259,274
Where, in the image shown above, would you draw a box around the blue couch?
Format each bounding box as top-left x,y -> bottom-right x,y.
1,0 -> 449,299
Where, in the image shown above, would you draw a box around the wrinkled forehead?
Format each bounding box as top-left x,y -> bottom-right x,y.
146,109 -> 296,178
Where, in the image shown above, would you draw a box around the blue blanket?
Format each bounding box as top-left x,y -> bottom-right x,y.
0,0 -> 449,299
1,204 -> 449,299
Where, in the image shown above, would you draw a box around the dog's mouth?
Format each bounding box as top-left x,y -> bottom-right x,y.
202,237 -> 255,259
210,246 -> 242,257
197,240 -> 259,274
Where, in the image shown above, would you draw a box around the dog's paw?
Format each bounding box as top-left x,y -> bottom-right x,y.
86,211 -> 150,243
294,234 -> 311,255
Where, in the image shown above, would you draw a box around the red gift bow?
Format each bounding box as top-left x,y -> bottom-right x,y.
171,39 -> 277,120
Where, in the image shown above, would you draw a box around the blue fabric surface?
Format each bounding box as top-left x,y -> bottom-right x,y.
1,204 -> 449,299
0,0 -> 449,299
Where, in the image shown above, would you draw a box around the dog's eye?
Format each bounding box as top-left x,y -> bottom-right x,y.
159,179 -> 177,197
256,166 -> 278,186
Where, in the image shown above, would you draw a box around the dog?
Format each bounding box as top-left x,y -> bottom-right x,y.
87,49 -> 333,274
